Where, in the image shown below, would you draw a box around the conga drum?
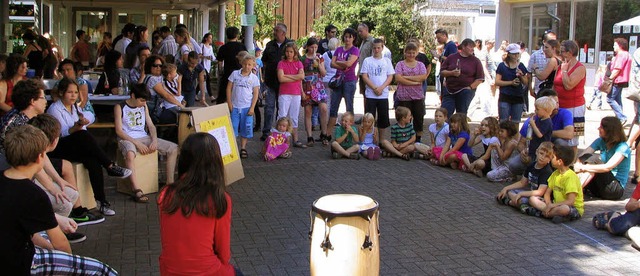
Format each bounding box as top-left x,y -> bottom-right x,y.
309,194 -> 380,276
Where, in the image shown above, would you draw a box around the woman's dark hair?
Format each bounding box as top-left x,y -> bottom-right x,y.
341,28 -> 357,43
202,33 -> 212,43
144,55 -> 165,74
55,77 -> 79,99
5,54 -> 28,79
499,121 -> 518,138
103,50 -> 122,71
305,37 -> 318,53
133,25 -> 148,43
22,30 -> 37,42
160,132 -> 228,218
12,79 -> 45,111
600,116 -> 626,149
537,88 -> 558,98
614,37 -> 629,51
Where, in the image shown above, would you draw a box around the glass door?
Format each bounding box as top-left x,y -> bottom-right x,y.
73,8 -> 112,67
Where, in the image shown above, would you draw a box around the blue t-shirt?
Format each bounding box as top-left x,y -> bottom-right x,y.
527,117 -> 553,159
520,108 -> 573,138
443,41 -> 458,58
590,138 -> 631,188
449,131 -> 473,155
496,62 -> 529,101
523,162 -> 553,191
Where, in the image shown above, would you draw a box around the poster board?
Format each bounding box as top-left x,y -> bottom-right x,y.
188,104 -> 245,186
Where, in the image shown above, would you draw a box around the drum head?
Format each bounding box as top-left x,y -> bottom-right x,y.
313,194 -> 378,217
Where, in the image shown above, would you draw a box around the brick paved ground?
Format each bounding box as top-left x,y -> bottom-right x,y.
72,92 -> 640,275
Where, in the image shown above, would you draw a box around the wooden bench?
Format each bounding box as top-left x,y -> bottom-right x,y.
71,163 -> 97,209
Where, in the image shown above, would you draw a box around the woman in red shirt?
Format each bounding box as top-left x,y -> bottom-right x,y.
158,133 -> 240,276
554,40 -> 586,146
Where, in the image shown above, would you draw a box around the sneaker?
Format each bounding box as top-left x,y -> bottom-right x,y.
65,232 -> 87,244
70,209 -> 105,226
552,216 -> 569,224
519,204 -> 531,214
106,164 -> 132,178
97,200 -> 116,216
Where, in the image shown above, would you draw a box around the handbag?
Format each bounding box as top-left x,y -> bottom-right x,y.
598,78 -> 613,94
328,72 -> 344,89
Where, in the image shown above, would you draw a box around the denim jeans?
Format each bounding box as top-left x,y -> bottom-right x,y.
607,85 -> 627,121
498,101 -> 524,123
262,86 -> 278,134
330,81 -> 356,117
441,87 -> 476,118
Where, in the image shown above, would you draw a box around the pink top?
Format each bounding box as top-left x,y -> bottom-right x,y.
395,61 -> 427,101
611,50 -> 631,84
277,60 -> 304,96
554,61 -> 586,109
159,190 -> 235,276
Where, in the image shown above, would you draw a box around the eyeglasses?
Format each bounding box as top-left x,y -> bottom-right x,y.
152,64 -> 163,68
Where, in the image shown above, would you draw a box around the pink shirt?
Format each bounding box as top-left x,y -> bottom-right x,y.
395,61 -> 427,101
611,50 -> 631,84
277,60 -> 303,96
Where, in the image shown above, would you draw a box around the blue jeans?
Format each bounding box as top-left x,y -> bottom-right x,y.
607,85 -> 627,121
498,101 -> 524,123
589,88 -> 603,109
441,87 -> 476,118
329,81 -> 356,117
609,209 -> 640,236
262,86 -> 278,134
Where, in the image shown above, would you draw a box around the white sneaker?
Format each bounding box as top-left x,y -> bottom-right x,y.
97,200 -> 116,216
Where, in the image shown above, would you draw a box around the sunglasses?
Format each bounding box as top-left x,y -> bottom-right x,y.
152,64 -> 163,68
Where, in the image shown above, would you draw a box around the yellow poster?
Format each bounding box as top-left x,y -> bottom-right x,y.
199,116 -> 239,165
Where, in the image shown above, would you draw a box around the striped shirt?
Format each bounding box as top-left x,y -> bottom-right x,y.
391,122 -> 416,143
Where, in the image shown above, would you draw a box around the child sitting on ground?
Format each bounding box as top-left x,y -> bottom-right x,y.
439,113 -> 473,169
263,117 -> 293,161
524,96 -> 554,162
428,107 -> 449,164
114,84 -> 178,203
227,54 -> 260,159
359,113 -> 381,160
529,145 -> 584,223
487,121 -> 526,182
496,141 -> 554,215
381,106 -> 415,161
462,116 -> 500,177
331,111 -> 360,160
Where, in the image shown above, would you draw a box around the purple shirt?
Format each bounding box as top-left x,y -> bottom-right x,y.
395,61 -> 427,101
441,53 -> 484,93
334,46 -> 360,82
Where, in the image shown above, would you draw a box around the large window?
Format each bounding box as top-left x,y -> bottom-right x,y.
574,1 -> 598,64
511,3 -> 570,52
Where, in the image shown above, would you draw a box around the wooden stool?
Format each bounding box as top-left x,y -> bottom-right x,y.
71,163 -> 97,209
116,150 -> 159,196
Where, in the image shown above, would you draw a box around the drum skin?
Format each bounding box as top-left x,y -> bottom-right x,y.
310,194 -> 380,276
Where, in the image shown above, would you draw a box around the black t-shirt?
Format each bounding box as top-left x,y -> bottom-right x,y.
95,69 -> 121,95
0,171 -> 57,275
523,162 -> 553,191
217,41 -> 247,76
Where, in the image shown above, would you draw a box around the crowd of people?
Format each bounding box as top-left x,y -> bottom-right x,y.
2,17 -> 640,274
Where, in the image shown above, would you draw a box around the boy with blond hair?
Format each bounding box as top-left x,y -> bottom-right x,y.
529,145 -> 584,223
525,96 -> 554,162
331,111 -> 361,159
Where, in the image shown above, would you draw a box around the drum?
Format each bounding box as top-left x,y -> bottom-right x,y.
309,194 -> 380,276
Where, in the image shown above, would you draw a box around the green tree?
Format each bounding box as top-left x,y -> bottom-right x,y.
225,0 -> 284,43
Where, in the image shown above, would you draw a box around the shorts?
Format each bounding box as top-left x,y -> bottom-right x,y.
364,98 -> 390,128
432,147 -> 443,158
278,94 -> 301,128
230,107 -> 255,138
444,150 -> 464,162
118,136 -> 179,157
468,154 -> 492,175
562,105 -> 585,146
507,189 -> 542,205
50,157 -> 63,175
33,179 -> 79,217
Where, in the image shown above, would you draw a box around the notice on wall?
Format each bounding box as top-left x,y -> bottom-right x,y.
599,52 -> 607,65
630,36 -> 638,54
579,51 -> 586,63
623,25 -> 632,34
614,25 -> 621,34
588,48 -> 595,64
634,25 -> 640,33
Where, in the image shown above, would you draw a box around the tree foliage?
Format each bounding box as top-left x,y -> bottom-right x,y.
313,0 -> 433,64
225,0 -> 284,43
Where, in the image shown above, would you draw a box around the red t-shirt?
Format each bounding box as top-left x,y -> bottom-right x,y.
554,61 -> 586,109
158,190 -> 234,276
632,184 -> 640,200
277,60 -> 303,96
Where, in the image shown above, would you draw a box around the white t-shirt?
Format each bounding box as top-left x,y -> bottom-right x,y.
201,44 -> 216,73
322,51 -> 337,83
428,123 -> 449,147
119,102 -> 148,139
228,70 -> 260,108
114,37 -> 131,55
481,135 -> 500,146
360,56 -> 395,99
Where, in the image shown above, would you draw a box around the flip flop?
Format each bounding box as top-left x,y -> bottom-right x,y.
132,189 -> 149,203
240,149 -> 248,159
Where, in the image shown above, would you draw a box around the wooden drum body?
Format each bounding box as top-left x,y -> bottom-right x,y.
309,194 -> 380,276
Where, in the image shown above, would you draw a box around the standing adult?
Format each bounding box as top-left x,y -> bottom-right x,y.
439,39 -> 484,117
69,30 -> 91,68
124,25 -> 149,69
318,24 -> 337,55
607,38 -> 632,124
22,31 -> 45,78
200,33 -> 217,102
554,40 -> 586,144
114,24 -> 136,56
327,28 -> 360,139
175,24 -> 202,56
528,30 -> 557,97
260,23 -> 293,141
179,51 -> 207,106
157,26 -> 178,61
531,39 -> 561,93
216,27 -> 247,105
96,32 -> 112,67
357,23 -> 374,113
434,29 -> 458,64
495,43 -> 529,123
174,28 -> 195,65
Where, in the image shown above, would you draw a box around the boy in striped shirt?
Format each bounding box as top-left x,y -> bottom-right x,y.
382,106 -> 416,161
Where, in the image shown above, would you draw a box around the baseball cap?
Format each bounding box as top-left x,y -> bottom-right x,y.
505,43 -> 521,54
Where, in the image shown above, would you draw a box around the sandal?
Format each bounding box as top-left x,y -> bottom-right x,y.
294,141 -> 307,148
240,149 -> 248,159
382,151 -> 393,158
307,137 -> 315,147
592,211 -> 615,230
132,189 -> 149,203
401,153 -> 411,161
321,134 -> 329,146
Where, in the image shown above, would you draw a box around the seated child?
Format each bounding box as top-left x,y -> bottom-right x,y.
428,108 -> 449,164
462,116 -> 499,177
0,125 -> 117,275
359,113 -> 381,160
439,113 -> 473,169
524,96 -> 554,162
156,63 -> 184,124
227,54 -> 260,159
529,145 -> 584,223
381,106 -> 416,161
263,117 -> 293,161
114,83 -> 178,203
487,121 -> 524,182
331,111 -> 360,160
496,141 -> 554,215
